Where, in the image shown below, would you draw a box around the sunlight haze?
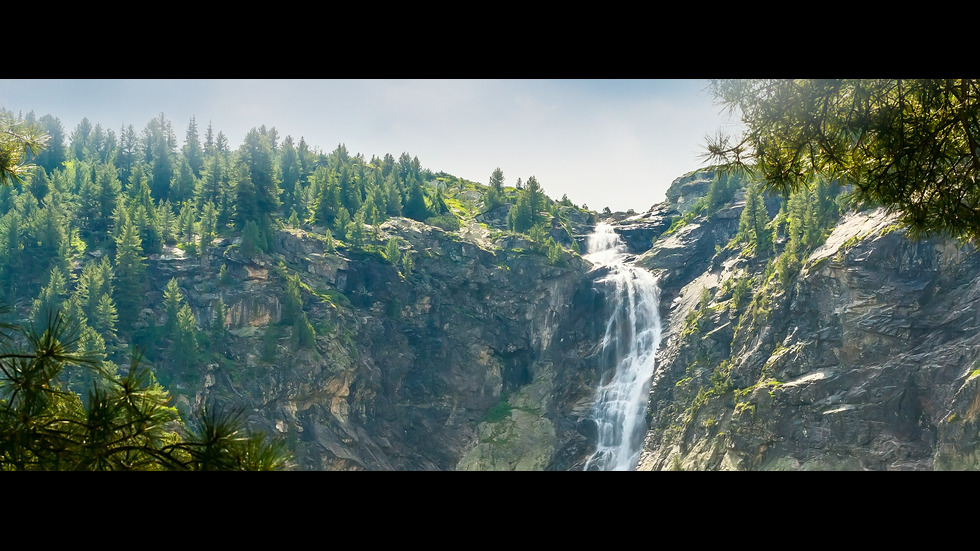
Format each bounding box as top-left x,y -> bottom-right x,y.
0,79 -> 739,212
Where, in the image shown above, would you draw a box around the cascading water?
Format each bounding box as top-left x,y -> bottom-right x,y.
583,223 -> 662,471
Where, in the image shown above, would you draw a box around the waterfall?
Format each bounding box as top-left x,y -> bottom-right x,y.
583,223 -> 662,471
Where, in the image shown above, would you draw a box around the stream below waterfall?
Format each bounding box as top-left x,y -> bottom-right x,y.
582,223 -> 663,471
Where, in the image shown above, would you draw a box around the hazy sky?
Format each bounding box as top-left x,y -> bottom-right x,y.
0,79 -> 742,212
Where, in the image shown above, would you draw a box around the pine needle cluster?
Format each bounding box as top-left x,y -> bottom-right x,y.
0,306 -> 289,471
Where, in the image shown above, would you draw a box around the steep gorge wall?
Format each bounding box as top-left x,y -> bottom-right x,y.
148,217 -> 607,470
626,176 -> 980,470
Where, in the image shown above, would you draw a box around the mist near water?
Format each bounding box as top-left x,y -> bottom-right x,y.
583,223 -> 663,471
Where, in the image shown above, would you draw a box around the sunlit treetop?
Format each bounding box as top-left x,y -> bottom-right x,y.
703,79 -> 980,242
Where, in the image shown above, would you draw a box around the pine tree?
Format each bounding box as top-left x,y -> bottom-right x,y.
143,114 -> 176,201
29,196 -> 71,288
113,214 -> 146,329
280,274 -> 315,349
198,201 -> 218,251
236,128 -> 281,231
240,219 -> 266,257
92,292 -> 119,352
737,180 -> 772,254
524,176 -> 544,222
132,202 -> 162,256
115,124 -> 138,186
232,163 -> 259,231
196,154 -> 225,206
293,314 -> 316,350
279,135 -> 302,214
29,267 -> 69,333
547,239 -> 565,266
346,209 -> 366,248
0,306 -> 288,470
484,167 -> 506,211
157,200 -> 177,246
211,296 -> 226,338
171,157 -> 196,205
93,162 -> 123,240
170,303 -> 199,370
91,123 -> 116,165
75,258 -> 114,324
203,121 -> 216,156
312,166 -> 340,228
382,173 -> 402,217
76,168 -> 101,239
162,278 -> 183,334
403,179 -> 429,222
400,250 -> 413,276
68,118 -> 94,162
359,192 -> 381,227
385,237 -> 401,265
508,192 -> 534,233
31,114 -> 66,174
215,131 -> 229,154
280,274 -> 303,326
0,209 -> 24,298
182,116 -> 204,178
338,165 -> 362,216
333,207 -> 351,239
67,323 -> 115,394
706,170 -> 738,212
177,200 -> 198,248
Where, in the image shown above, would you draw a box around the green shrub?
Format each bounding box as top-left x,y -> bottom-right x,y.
426,214 -> 460,231
483,399 -> 513,423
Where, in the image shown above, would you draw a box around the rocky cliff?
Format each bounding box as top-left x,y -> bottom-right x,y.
143,167 -> 980,471
620,171 -> 980,471
147,213 -> 607,470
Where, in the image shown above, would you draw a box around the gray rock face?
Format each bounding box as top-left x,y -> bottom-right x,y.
604,204 -> 679,255
636,203 -> 741,294
638,207 -> 980,470
664,170 -> 714,215
150,219 -> 606,470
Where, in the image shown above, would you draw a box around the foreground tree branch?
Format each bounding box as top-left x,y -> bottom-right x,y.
703,79 -> 980,242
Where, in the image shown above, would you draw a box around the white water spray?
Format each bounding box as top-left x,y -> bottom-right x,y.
583,223 -> 662,471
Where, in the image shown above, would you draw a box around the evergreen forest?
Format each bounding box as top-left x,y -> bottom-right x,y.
0,109 -> 590,470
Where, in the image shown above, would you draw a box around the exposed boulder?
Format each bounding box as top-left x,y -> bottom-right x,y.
664,169 -> 715,214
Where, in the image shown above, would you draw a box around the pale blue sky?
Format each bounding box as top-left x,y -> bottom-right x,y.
0,79 -> 741,212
